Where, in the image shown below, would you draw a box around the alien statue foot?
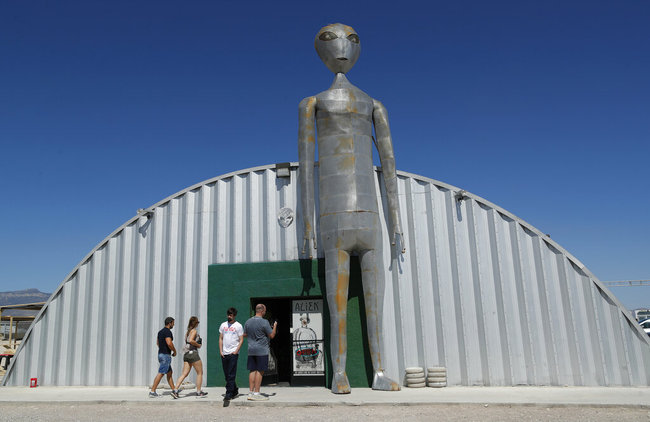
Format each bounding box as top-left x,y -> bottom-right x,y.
331,371 -> 351,394
372,371 -> 401,391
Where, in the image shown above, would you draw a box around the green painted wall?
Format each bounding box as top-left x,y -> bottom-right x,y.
207,258 -> 373,388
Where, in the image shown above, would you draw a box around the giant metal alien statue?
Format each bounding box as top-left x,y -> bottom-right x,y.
298,23 -> 405,394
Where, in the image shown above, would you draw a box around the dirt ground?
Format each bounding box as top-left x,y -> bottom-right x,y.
0,402 -> 648,422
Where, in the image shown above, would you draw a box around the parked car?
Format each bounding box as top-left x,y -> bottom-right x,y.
639,318 -> 650,336
633,309 -> 650,322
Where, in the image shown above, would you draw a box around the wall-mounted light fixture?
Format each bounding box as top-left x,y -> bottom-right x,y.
137,208 -> 155,219
454,190 -> 469,202
276,162 -> 291,178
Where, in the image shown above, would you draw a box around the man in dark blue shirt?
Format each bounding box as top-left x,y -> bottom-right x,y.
150,317 -> 178,398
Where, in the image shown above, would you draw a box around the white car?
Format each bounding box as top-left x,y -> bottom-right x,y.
639,318 -> 650,336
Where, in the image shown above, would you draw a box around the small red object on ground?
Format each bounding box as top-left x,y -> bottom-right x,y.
30,378 -> 38,388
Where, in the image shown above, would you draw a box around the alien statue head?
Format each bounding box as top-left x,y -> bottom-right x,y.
314,23 -> 361,74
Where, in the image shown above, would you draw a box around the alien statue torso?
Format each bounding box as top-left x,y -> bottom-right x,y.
314,74 -> 379,217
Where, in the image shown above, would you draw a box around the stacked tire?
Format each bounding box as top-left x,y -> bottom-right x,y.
427,366 -> 447,387
404,367 -> 426,388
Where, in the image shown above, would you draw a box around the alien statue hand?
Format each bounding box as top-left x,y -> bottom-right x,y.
392,232 -> 406,255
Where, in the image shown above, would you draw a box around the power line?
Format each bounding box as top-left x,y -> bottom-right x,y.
601,280 -> 650,287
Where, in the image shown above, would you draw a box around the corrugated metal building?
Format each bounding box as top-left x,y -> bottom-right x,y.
4,163 -> 650,387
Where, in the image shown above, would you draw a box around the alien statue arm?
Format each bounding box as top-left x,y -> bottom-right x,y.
298,96 -> 318,257
373,99 -> 406,254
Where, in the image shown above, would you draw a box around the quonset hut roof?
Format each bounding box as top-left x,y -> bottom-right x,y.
4,163 -> 650,386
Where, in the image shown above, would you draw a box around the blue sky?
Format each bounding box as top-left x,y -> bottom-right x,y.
1,1 -> 648,309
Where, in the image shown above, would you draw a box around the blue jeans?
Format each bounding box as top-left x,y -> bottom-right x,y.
222,354 -> 239,397
158,353 -> 172,374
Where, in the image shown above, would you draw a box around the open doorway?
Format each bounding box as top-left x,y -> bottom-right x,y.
249,296 -> 325,386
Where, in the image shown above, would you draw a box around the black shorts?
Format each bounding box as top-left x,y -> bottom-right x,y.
247,355 -> 269,372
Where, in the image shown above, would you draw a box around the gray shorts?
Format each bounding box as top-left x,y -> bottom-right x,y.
183,351 -> 201,363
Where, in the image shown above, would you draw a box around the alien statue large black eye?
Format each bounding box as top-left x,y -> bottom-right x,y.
347,34 -> 359,44
319,31 -> 338,41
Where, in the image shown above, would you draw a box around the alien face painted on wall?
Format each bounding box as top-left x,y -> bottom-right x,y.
314,23 -> 360,74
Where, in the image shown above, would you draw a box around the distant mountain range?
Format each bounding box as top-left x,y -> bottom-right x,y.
0,289 -> 51,316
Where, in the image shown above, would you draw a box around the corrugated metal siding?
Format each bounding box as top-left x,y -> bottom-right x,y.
4,163 -> 650,386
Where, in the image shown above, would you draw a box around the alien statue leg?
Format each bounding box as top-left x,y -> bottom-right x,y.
359,232 -> 401,391
324,245 -> 351,394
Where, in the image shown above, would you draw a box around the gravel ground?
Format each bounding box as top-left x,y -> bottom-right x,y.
0,403 -> 648,422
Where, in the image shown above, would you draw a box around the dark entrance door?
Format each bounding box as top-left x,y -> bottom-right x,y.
250,296 -> 325,386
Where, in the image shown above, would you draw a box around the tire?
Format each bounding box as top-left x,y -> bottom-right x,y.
406,377 -> 426,384
405,367 -> 424,374
427,376 -> 447,383
428,371 -> 446,377
427,366 -> 446,372
406,372 -> 425,379
407,382 -> 426,388
428,382 -> 446,388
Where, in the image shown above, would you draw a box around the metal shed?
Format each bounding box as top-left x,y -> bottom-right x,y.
3,163 -> 649,387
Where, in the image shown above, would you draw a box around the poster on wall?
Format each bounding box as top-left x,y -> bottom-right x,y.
292,299 -> 324,376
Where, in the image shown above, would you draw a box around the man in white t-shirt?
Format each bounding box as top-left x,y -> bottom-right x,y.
219,307 -> 244,401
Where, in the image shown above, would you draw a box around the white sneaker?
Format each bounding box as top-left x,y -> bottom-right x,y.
250,393 -> 268,401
